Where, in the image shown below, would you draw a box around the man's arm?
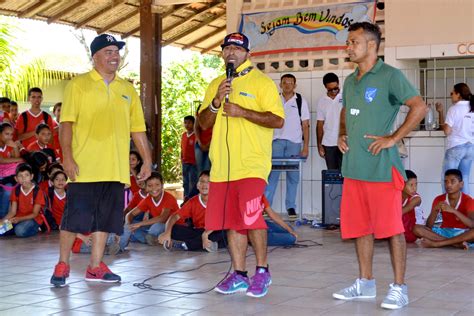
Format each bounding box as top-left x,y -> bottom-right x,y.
16,131 -> 36,142
301,120 -> 310,158
366,96 -> 428,155
131,132 -> 152,182
59,122 -> 79,181
316,120 -> 325,157
223,103 -> 284,129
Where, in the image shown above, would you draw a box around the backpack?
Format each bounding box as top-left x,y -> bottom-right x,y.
21,111 -> 51,133
14,185 -> 56,233
295,92 -> 303,122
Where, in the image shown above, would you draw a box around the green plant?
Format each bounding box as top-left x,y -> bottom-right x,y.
161,54 -> 222,182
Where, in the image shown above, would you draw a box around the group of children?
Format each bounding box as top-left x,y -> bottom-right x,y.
402,168 -> 474,249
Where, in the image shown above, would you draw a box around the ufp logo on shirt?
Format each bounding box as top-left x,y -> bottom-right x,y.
365,87 -> 377,103
350,108 -> 360,116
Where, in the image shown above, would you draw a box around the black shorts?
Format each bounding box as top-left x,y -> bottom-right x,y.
61,182 -> 125,235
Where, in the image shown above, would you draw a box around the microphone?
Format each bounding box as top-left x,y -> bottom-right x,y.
225,62 -> 234,103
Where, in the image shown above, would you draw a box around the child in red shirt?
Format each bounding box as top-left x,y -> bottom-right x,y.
401,170 -> 422,243
0,123 -> 23,181
26,124 -> 60,162
15,88 -> 55,148
157,170 -> 225,251
0,163 -> 45,237
413,169 -> 474,248
119,172 -> 179,250
181,115 -> 198,201
48,170 -> 67,228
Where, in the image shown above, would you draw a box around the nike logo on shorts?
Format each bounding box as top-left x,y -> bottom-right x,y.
244,196 -> 263,226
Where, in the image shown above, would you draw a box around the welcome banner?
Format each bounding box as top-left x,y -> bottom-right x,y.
239,0 -> 376,56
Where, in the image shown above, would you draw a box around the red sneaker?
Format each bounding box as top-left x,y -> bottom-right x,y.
85,262 -> 121,283
50,262 -> 70,287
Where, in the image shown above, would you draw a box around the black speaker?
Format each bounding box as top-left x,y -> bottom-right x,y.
322,170 -> 343,226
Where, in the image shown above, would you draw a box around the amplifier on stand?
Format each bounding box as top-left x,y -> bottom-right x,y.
321,170 -> 343,226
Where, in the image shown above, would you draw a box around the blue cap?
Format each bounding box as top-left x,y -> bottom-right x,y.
221,32 -> 250,51
90,34 -> 125,57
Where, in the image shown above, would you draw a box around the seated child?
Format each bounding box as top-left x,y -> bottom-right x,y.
47,170 -> 67,229
26,124 -> 60,161
262,195 -> 298,246
39,162 -> 64,194
413,169 -> 474,248
124,179 -> 148,220
402,170 -> 422,243
157,170 -> 225,252
119,172 -> 178,250
0,163 -> 45,237
0,123 -> 23,217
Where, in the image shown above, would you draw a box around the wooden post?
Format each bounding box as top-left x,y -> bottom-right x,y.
140,0 -> 162,171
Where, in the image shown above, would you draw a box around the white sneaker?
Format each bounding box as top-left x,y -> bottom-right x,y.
381,283 -> 409,309
333,278 -> 376,300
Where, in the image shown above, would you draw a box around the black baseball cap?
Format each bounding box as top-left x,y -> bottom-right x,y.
90,34 -> 125,57
221,32 -> 250,51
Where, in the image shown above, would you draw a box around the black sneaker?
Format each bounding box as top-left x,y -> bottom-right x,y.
287,208 -> 297,219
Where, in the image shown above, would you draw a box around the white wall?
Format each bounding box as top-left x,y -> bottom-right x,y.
267,69 -> 353,219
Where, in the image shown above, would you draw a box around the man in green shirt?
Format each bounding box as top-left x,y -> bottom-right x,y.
332,22 -> 427,310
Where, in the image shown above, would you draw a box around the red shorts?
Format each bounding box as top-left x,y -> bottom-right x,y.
340,167 -> 405,239
205,178 -> 267,234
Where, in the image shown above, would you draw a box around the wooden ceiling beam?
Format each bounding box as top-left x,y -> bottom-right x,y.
97,9 -> 139,34
182,25 -> 225,50
200,38 -> 223,54
161,3 -> 188,19
75,0 -> 126,29
122,26 -> 140,39
162,1 -> 223,34
154,0 -> 209,4
17,0 -> 49,18
47,0 -> 84,24
163,11 -> 224,46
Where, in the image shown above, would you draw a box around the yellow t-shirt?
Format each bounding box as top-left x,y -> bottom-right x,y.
61,69 -> 146,184
200,60 -> 284,182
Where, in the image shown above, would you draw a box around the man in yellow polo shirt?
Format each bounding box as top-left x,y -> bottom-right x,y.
50,34 -> 152,287
198,32 -> 284,298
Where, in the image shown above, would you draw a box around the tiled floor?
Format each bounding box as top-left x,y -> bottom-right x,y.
0,227 -> 473,316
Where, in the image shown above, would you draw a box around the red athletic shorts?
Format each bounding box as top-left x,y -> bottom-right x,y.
340,167 -> 405,239
205,178 -> 267,234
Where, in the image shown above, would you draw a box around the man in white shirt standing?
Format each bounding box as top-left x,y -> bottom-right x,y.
265,74 -> 310,219
316,73 -> 343,170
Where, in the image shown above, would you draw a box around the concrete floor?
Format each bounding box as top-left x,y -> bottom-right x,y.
0,226 -> 473,316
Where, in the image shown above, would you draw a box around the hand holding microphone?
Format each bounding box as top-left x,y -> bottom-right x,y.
225,62 -> 234,103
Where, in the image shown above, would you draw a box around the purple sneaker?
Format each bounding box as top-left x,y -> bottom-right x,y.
246,268 -> 272,298
214,272 -> 250,295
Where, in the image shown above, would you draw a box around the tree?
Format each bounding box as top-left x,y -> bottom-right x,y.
161,54 -> 222,182
0,16 -> 65,101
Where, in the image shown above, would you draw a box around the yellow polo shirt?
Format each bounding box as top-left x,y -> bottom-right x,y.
200,60 -> 284,182
61,69 -> 146,184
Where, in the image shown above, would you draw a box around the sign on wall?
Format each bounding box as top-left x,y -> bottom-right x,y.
239,0 -> 376,56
